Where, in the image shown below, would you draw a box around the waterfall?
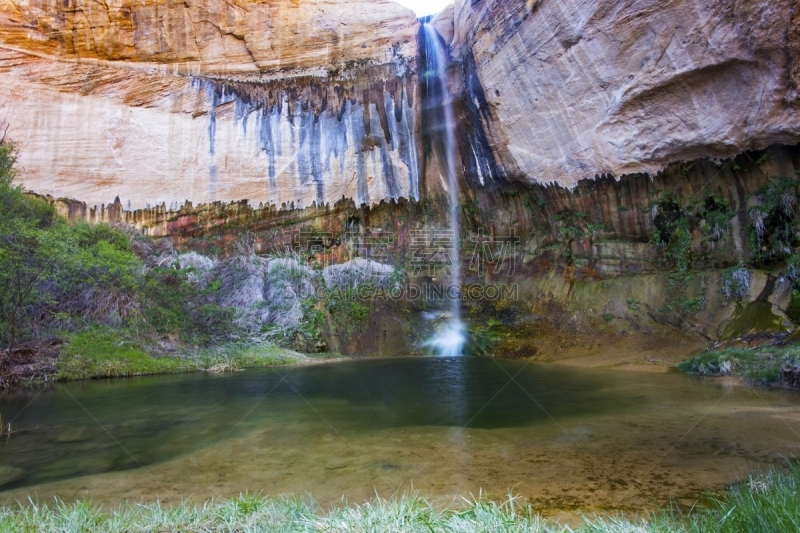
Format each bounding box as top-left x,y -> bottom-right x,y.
421,22 -> 466,357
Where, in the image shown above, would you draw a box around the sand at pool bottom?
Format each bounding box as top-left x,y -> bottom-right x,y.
3,399 -> 798,519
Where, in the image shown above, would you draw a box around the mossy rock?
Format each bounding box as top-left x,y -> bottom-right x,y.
721,301 -> 790,340
783,327 -> 800,345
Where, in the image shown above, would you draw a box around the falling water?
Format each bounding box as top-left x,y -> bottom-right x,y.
422,22 -> 466,356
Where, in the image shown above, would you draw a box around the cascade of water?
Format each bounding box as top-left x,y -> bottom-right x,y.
421,22 -> 466,356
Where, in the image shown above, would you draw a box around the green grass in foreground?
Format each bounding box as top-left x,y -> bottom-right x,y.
675,344 -> 800,385
55,327 -> 338,381
2,464 -> 800,532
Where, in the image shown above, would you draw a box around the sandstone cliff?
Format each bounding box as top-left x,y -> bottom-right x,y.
451,0 -> 800,187
0,0 -> 420,208
0,0 -> 416,73
2,0 -> 800,210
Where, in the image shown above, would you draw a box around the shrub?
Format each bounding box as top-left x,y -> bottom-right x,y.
785,253 -> 800,283
676,348 -> 755,375
748,178 -> 799,265
677,345 -> 800,386
720,266 -> 751,299
698,195 -> 733,241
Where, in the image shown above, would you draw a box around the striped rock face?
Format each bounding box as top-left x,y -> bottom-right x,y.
0,0 -> 420,208
2,0 -> 800,210
451,0 -> 800,187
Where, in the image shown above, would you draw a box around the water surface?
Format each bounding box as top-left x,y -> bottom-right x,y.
1,357 -> 799,514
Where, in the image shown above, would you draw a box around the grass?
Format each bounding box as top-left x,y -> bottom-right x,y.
57,328 -> 185,380
2,464 -> 800,532
675,344 -> 799,385
54,327 -> 339,381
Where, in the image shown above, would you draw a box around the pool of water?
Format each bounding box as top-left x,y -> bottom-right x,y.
1,357 -> 800,514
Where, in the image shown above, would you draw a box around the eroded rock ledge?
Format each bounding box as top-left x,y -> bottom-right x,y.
450,0 -> 800,187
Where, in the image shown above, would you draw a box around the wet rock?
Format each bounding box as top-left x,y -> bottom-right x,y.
431,4 -> 455,46
782,361 -> 800,387
9,364 -> 35,376
293,333 -> 316,354
157,340 -> 179,354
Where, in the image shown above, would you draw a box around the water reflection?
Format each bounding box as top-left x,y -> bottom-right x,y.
1,357 -> 799,514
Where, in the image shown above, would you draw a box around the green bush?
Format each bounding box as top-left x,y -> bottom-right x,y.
665,224 -> 692,272
720,266 -> 751,299
786,253 -> 800,283
676,348 -> 755,375
0,136 -> 245,353
748,178 -> 798,265
698,195 -> 733,241
677,345 -> 799,386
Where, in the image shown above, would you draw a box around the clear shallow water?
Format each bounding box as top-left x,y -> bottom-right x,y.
1,357 -> 800,514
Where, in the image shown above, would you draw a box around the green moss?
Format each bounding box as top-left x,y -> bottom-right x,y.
327,297 -> 372,337
681,296 -> 705,314
56,328 -> 313,381
559,226 -> 584,239
675,348 -> 756,375
721,300 -> 789,340
697,195 -> 733,241
786,290 -> 800,323
677,344 -> 800,386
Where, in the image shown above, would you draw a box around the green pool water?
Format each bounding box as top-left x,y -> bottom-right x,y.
1,357 -> 800,515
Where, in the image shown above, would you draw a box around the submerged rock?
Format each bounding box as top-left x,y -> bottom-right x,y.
0,465 -> 25,488
55,425 -> 91,443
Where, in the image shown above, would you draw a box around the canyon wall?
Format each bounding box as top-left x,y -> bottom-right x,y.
5,0 -> 800,364
2,0 -> 800,206
46,143 -> 800,363
0,0 -> 419,208
450,0 -> 800,187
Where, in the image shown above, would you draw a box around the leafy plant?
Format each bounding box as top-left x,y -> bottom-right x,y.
720,266 -> 751,299
747,178 -> 798,264
681,296 -> 705,314
698,195 -> 733,241
665,224 -> 692,272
